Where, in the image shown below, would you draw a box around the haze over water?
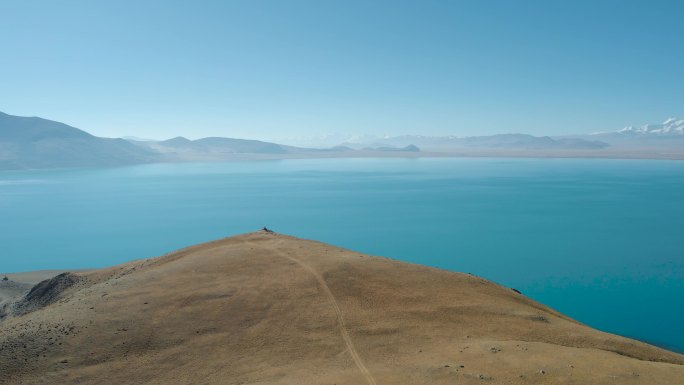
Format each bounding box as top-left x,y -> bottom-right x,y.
1,157 -> 683,352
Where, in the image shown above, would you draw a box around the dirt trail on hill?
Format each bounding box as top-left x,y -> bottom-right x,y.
272,240 -> 378,385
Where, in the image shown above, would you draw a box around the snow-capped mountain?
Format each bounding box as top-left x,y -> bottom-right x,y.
617,118 -> 684,136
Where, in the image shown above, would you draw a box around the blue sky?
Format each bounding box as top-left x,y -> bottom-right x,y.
1,0 -> 682,141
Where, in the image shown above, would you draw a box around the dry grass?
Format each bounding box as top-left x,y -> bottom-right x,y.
1,231 -> 682,384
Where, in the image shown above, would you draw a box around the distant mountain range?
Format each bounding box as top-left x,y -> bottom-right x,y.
340,133 -> 609,151
0,112 -> 420,170
2,111 -> 684,170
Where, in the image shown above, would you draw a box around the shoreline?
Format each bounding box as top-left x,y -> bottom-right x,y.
3,151 -> 684,173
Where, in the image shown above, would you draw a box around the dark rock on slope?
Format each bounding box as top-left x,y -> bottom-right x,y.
10,273 -> 81,316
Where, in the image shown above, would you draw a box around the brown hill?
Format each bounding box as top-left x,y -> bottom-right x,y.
1,232 -> 682,384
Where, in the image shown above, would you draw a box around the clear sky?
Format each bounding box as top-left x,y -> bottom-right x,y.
1,0 -> 682,142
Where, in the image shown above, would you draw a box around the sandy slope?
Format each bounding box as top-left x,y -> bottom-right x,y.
0,232 -> 682,384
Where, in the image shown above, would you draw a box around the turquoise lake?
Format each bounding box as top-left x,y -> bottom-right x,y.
1,158 -> 683,353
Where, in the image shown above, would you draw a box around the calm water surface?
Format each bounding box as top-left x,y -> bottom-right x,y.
1,158 -> 683,352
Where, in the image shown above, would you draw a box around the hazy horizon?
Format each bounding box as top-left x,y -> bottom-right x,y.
2,109 -> 681,149
2,1 -> 683,143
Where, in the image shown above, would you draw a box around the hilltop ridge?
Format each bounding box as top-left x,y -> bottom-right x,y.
1,232 -> 682,384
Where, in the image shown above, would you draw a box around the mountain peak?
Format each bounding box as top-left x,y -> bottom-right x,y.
0,111 -> 156,169
0,111 -> 94,141
166,136 -> 191,142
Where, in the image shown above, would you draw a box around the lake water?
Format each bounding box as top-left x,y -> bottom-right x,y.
1,158 -> 683,353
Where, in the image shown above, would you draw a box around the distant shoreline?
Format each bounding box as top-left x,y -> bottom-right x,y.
3,150 -> 684,172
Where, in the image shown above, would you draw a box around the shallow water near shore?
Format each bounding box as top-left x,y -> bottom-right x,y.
1,157 -> 683,353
